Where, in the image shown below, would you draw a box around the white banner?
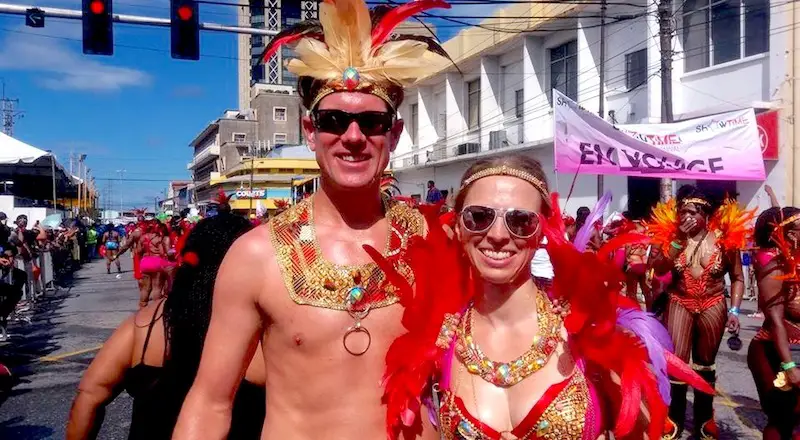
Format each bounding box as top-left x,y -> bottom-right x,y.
553,90 -> 766,181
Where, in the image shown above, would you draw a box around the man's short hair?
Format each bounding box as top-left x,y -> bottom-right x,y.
428,180 -> 435,186
15,215 -> 27,222
0,212 -> 7,221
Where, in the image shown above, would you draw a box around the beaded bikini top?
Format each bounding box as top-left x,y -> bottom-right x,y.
270,195 -> 425,311
437,371 -> 590,440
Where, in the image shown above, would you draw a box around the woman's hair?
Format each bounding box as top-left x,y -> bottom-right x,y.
453,154 -> 550,215
575,206 -> 591,232
754,206 -> 800,248
676,184 -> 715,217
162,212 -> 253,393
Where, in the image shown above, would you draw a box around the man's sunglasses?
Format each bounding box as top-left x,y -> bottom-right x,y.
460,205 -> 540,239
312,110 -> 395,136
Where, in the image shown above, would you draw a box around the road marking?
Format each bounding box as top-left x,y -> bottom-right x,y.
38,345 -> 103,362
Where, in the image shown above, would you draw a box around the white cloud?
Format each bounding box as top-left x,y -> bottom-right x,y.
0,23 -> 151,92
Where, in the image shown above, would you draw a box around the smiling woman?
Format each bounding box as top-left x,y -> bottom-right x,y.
379,153 -> 714,440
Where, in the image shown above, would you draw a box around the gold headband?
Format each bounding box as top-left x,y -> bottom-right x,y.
460,165 -> 549,197
779,213 -> 800,228
679,198 -> 710,207
310,80 -> 396,112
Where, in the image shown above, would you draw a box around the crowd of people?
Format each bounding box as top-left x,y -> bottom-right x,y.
50,0 -> 800,438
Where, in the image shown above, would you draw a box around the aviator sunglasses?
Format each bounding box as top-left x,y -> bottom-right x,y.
312,110 -> 395,136
460,205 -> 541,239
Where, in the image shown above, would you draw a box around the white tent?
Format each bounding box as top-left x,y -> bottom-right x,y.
0,131 -> 50,164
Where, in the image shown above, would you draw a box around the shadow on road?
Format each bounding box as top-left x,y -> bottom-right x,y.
0,416 -> 54,439
0,270 -> 78,408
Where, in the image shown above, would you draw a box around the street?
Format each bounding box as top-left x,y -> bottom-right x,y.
0,258 -> 778,439
0,258 -> 136,439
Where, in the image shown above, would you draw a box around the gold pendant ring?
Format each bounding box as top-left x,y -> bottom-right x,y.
343,323 -> 371,356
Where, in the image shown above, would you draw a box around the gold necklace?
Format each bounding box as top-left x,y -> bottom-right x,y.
456,292 -> 563,387
270,195 -> 424,355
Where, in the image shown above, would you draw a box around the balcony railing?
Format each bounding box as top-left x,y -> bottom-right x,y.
187,144 -> 221,170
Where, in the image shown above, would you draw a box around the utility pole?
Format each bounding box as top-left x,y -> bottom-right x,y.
248,142 -> 256,218
597,0 -> 607,200
0,81 -> 23,136
117,169 -> 126,213
658,0 -> 675,202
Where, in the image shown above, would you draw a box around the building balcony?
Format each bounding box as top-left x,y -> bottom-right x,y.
187,144 -> 220,170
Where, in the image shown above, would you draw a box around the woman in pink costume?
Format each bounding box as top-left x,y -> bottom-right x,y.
372,154 -> 713,440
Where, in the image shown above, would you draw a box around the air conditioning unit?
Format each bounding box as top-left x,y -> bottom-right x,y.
489,130 -> 509,150
456,143 -> 480,156
412,153 -> 420,166
429,146 -> 446,161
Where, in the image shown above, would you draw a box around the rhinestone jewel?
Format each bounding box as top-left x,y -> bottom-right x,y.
346,286 -> 365,306
536,420 -> 551,436
343,67 -> 360,91
457,420 -> 478,439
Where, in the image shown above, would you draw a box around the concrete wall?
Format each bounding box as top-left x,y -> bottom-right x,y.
250,91 -> 303,146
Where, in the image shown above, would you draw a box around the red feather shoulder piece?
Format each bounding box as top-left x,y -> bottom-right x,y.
366,205 -> 472,440
645,199 -> 679,253
543,193 -> 668,440
708,199 -> 755,251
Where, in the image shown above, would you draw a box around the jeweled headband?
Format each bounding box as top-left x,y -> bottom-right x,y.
779,213 -> 800,228
459,165 -> 550,200
679,197 -> 710,208
260,0 -> 455,111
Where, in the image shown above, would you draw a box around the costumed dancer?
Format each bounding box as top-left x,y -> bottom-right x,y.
171,0 -> 453,438
374,155 -> 713,440
116,218 -> 172,308
647,185 -> 754,439
102,222 -> 122,274
748,207 -> 800,440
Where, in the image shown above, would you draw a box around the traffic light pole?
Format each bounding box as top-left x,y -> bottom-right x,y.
0,2 -> 278,36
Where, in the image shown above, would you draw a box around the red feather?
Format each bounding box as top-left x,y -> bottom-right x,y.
543,193 -> 670,438
370,0 -> 451,48
376,205 -> 472,440
665,351 -> 716,395
261,20 -> 323,63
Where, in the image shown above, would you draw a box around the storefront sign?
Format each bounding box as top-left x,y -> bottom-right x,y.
756,110 -> 779,160
235,189 -> 266,199
553,90 -> 766,181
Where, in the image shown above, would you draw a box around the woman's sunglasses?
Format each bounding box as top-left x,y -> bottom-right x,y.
312,110 -> 395,136
460,205 -> 540,238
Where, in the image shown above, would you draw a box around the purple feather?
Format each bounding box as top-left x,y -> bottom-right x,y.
616,307 -> 674,404
574,191 -> 612,252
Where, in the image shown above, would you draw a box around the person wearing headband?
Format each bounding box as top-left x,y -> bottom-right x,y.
748,207 -> 800,440
172,0 -> 450,438
648,184 -> 752,439
377,154 -> 711,440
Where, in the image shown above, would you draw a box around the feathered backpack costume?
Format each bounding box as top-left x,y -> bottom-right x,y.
371,194 -> 714,440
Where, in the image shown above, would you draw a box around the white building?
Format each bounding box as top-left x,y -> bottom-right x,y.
391,0 -> 791,217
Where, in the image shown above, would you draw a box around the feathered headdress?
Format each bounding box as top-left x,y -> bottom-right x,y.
381,175 -> 400,197
274,199 -> 290,211
261,0 -> 453,110
646,199 -> 679,254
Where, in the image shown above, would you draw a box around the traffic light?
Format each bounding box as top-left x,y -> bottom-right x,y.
82,0 -> 113,56
171,0 -> 200,60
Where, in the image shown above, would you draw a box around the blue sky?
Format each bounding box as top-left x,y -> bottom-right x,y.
0,0 -> 487,210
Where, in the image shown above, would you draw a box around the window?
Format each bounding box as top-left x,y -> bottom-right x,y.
274,133 -> 288,144
550,41 -> 578,101
514,89 -> 524,118
409,103 -> 419,145
625,49 -> 648,90
467,79 -> 480,130
682,0 -> 769,73
232,132 -> 247,143
273,106 -> 287,122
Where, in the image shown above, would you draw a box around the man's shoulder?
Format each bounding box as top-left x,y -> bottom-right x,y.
224,224 -> 276,265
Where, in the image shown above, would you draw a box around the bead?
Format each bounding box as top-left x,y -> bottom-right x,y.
343,67 -> 360,91
346,286 -> 365,305
536,420 -> 551,436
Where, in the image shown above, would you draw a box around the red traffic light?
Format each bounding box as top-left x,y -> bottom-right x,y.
177,5 -> 193,21
89,0 -> 105,14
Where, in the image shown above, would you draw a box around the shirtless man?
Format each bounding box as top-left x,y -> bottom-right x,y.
173,0 -> 450,438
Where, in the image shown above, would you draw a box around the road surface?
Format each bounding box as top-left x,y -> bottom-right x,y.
0,258 -> 779,439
